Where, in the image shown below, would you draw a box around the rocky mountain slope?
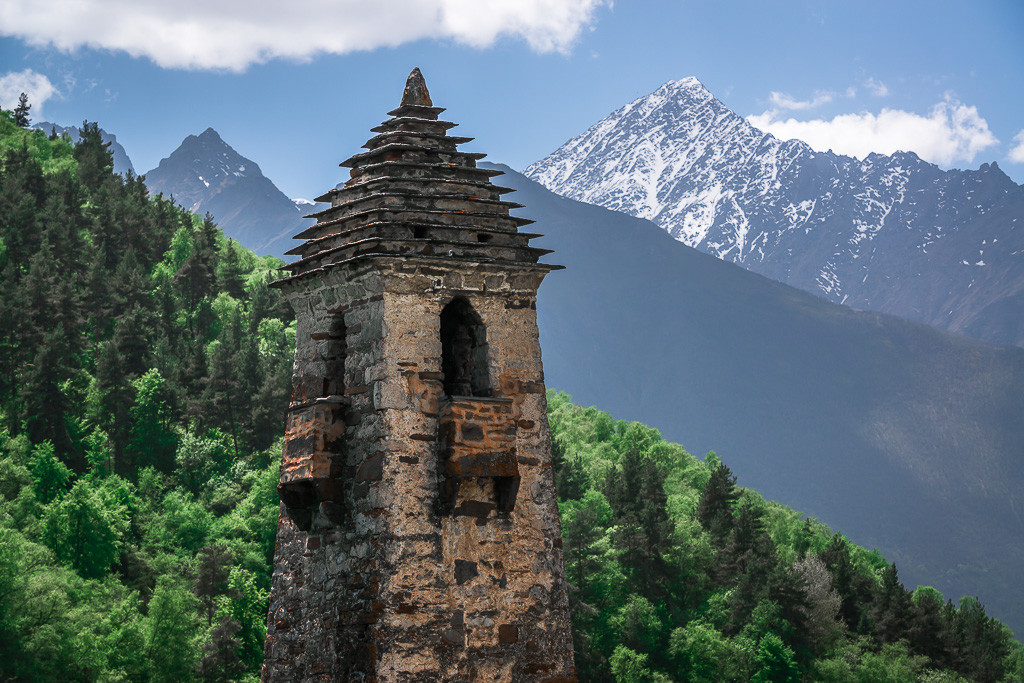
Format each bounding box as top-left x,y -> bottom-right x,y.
526,78 -> 1024,348
144,128 -> 313,258
33,121 -> 135,176
484,164 -> 1024,637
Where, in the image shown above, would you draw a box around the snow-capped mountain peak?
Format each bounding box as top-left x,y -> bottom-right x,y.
526,78 -> 1024,348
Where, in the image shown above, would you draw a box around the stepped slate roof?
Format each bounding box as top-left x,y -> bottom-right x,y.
276,68 -> 560,285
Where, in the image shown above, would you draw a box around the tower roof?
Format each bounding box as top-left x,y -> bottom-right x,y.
275,68 -> 559,285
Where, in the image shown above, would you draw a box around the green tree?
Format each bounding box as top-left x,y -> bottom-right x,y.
818,533 -> 872,634
908,585 -> 953,668
609,594 -> 666,657
551,436 -> 587,501
94,338 -> 135,469
224,565 -> 269,670
697,461 -> 740,543
29,439 -> 71,504
145,576 -> 200,681
199,615 -> 243,682
195,543 -> 234,627
72,121 -> 113,193
669,620 -> 748,682
609,645 -> 654,683
128,368 -> 178,472
952,596 -> 1010,683
41,477 -> 128,578
871,564 -> 913,645
13,93 -> 30,127
751,632 -> 799,682
217,238 -> 247,300
605,445 -> 676,602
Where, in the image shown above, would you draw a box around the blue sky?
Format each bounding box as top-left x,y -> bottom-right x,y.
1,0 -> 1022,198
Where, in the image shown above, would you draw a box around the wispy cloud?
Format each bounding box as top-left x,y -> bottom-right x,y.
1009,130 -> 1024,164
0,0 -> 610,71
747,94 -> 998,166
864,77 -> 888,97
0,69 -> 58,115
768,89 -> 835,111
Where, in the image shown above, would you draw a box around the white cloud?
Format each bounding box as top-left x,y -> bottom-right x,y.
1008,130 -> 1024,164
747,95 -> 999,166
768,89 -> 834,111
864,77 -> 888,97
0,0 -> 610,71
0,69 -> 58,115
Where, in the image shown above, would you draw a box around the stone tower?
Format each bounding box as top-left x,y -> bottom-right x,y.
261,69 -> 576,682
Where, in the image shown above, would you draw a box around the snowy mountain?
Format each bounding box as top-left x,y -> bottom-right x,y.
144,128 -> 312,258
33,121 -> 136,176
526,78 -> 1024,348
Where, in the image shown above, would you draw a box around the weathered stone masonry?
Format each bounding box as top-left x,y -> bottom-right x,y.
261,69 -> 576,682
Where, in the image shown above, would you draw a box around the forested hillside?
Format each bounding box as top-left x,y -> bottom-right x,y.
0,110 -> 292,681
0,110 -> 1020,682
547,393 -> 1022,682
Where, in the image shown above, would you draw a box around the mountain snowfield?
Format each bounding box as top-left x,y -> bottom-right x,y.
526,77 -> 1024,348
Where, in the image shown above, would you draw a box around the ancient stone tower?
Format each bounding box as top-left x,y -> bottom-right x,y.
261,69 -> 576,682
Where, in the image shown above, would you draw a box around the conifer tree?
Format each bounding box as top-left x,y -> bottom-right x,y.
94,339 -> 134,469
217,239 -> 247,300
817,534 -> 872,634
194,543 -> 234,627
113,303 -> 156,379
205,310 -> 244,459
21,327 -> 77,460
249,356 -> 289,452
906,586 -> 953,668
73,122 -> 113,193
199,616 -> 243,682
697,461 -> 741,542
0,144 -> 46,257
13,93 -> 30,127
952,596 -> 1010,682
870,564 -> 913,644
551,437 -> 587,501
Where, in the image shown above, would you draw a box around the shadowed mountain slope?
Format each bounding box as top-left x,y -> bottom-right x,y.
488,164 -> 1024,636
144,128 -> 311,258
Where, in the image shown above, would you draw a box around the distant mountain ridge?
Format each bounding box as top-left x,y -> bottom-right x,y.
487,163 -> 1024,637
33,121 -> 135,176
143,128 -> 315,258
526,77 -> 1024,348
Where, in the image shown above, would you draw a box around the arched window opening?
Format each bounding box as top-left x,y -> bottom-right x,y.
440,298 -> 490,397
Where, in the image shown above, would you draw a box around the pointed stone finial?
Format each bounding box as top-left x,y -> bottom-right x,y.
401,68 -> 432,107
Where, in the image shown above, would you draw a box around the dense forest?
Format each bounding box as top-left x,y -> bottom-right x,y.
0,108 -> 292,681
0,106 -> 1020,681
547,393 -> 1023,682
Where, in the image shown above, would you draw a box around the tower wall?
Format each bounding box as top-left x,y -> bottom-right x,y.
262,67 -> 575,682
263,261 -> 575,681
